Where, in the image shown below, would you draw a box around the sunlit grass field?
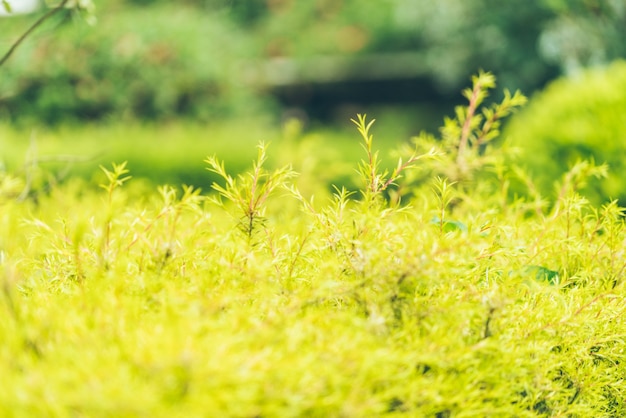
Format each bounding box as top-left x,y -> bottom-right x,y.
2,75 -> 626,416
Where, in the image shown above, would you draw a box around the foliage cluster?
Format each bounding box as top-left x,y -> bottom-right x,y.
0,2 -> 262,124
2,74 -> 626,416
505,60 -> 626,207
1,0 -> 625,124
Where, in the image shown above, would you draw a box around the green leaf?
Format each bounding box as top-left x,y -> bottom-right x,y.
527,265 -> 559,284
430,216 -> 468,233
2,0 -> 12,13
510,265 -> 560,285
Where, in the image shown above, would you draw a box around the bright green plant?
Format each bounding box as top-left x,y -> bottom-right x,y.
432,73 -> 523,169
505,60 -> 626,206
431,176 -> 464,234
391,70 -> 526,215
2,73 -> 626,417
352,113 -> 440,204
99,161 -> 131,268
0,171 -> 23,202
433,70 -> 527,182
206,142 -> 296,242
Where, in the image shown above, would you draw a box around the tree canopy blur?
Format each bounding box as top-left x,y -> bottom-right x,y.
1,0 -> 625,124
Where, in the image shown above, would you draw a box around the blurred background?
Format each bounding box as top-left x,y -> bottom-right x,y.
1,0 -> 626,198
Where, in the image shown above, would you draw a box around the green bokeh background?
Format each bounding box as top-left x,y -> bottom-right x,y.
1,0 -> 626,195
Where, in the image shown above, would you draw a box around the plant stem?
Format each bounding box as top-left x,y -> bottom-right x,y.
456,80 -> 482,166
0,0 -> 70,68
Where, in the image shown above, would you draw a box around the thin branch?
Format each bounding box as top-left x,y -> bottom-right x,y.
457,82 -> 481,162
0,0 -> 70,68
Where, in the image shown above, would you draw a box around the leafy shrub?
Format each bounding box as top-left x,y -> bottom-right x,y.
3,0 -> 626,125
2,73 -> 626,416
0,3 -> 267,124
504,60 -> 626,206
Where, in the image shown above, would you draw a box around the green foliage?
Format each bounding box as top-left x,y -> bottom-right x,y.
2,1 -> 625,125
538,0 -> 626,74
392,70 -> 526,205
505,60 -> 626,206
99,161 -> 131,267
0,3 -> 262,124
439,70 -> 526,180
3,73 -> 626,416
352,113 -> 439,204
206,142 -> 296,242
431,177 -> 462,234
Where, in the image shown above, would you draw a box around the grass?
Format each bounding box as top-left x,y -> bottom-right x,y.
2,73 -> 626,416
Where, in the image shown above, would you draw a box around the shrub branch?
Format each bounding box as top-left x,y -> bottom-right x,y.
0,0 -> 70,69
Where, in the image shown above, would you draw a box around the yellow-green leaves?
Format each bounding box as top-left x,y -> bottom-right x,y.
352,114 -> 439,204
99,161 -> 131,199
206,142 -> 296,241
4,71 -> 626,417
438,70 -> 527,181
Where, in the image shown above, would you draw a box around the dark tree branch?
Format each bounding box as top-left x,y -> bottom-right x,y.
0,0 -> 70,68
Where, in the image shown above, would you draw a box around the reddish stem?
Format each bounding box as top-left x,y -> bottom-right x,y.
456,81 -> 482,166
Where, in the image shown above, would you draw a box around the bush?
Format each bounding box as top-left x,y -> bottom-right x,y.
3,1 -> 626,125
2,74 -> 626,416
504,60 -> 626,206
0,3 -> 269,124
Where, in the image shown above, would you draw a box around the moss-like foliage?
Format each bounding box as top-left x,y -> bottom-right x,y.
504,60 -> 626,206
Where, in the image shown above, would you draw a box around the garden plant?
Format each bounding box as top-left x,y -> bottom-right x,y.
1,72 -> 626,416
505,59 -> 626,207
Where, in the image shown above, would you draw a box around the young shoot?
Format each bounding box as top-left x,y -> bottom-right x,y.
206,142 -> 296,242
99,161 -> 132,205
432,176 -> 457,235
440,70 -> 527,179
351,114 -> 439,203
98,161 -> 132,268
552,159 -> 608,215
